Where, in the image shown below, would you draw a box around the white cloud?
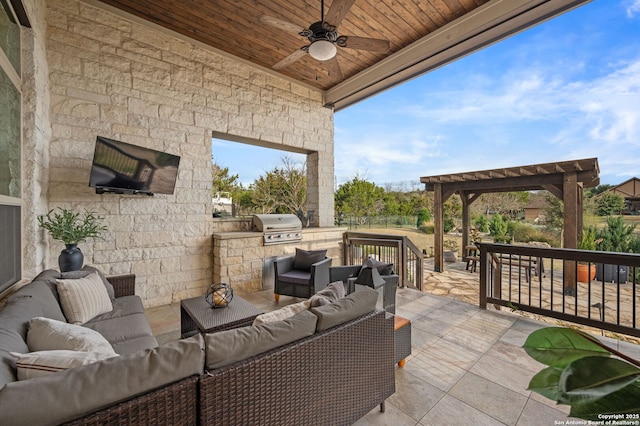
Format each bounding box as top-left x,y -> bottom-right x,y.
626,0 -> 640,17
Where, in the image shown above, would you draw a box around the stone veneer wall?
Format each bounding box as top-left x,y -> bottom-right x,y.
211,219 -> 345,293
18,0 -> 336,307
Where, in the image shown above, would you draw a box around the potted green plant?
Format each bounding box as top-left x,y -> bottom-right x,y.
577,226 -> 598,282
38,208 -> 107,272
443,239 -> 458,262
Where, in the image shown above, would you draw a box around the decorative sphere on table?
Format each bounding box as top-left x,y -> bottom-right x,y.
205,283 -> 233,308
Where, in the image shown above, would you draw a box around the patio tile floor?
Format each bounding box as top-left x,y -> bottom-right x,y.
145,265 -> 639,425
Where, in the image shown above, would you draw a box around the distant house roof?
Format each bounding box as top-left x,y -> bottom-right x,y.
609,177 -> 640,199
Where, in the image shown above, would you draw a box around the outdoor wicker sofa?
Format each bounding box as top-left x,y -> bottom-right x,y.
0,269 -> 395,426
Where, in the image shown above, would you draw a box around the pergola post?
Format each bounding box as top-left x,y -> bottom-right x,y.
433,183 -> 443,272
460,191 -> 470,251
563,171 -> 580,295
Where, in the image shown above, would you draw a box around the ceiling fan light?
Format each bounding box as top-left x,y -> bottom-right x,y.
308,39 -> 337,61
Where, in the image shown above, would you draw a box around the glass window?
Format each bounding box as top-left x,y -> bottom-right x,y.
0,66 -> 20,197
0,0 -> 20,74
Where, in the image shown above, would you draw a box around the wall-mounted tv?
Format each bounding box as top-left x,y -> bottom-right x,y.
89,136 -> 180,195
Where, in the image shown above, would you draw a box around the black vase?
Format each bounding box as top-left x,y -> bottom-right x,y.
59,243 -> 84,272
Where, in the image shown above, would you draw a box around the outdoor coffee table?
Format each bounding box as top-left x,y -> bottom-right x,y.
180,294 -> 263,338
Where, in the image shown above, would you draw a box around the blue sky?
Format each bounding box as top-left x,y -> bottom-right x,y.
213,0 -> 640,189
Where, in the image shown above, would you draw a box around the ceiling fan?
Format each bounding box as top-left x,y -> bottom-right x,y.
260,0 -> 391,79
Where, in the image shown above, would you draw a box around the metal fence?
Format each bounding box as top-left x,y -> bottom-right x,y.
479,243 -> 640,338
337,215 -> 419,230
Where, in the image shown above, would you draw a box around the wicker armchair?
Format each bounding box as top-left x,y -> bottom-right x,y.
329,265 -> 399,314
273,255 -> 332,301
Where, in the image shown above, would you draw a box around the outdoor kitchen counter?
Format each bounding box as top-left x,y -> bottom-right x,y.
211,226 -> 346,294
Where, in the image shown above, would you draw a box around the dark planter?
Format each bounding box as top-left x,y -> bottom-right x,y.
595,263 -> 628,283
58,243 -> 84,272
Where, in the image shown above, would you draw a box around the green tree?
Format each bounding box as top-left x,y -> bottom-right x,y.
543,192 -> 564,231
489,214 -> 507,237
443,197 -> 461,233
416,208 -> 431,228
473,215 -> 489,233
212,161 -> 239,195
595,192 -> 625,216
251,156 -> 307,218
335,176 -> 385,219
595,216 -> 636,252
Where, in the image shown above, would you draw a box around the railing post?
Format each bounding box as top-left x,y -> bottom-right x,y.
479,245 -> 487,309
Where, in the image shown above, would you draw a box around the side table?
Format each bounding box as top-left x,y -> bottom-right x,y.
180,294 -> 263,338
387,313 -> 411,367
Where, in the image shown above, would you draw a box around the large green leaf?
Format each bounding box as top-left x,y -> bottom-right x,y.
523,327 -> 611,368
527,366 -> 562,400
569,382 -> 640,420
558,357 -> 640,405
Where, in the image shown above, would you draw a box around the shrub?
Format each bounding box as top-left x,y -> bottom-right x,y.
489,214 -> 507,237
416,208 -> 431,228
473,215 -> 489,233
595,216 -> 636,252
511,222 -> 536,242
418,224 -> 434,234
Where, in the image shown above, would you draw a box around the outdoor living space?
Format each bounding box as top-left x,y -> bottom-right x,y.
146,262 -> 640,425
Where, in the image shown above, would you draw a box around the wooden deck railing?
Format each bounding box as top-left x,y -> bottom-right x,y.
342,232 -> 424,289
479,243 -> 640,338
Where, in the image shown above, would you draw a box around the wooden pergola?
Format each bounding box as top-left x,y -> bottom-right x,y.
421,158 -> 600,290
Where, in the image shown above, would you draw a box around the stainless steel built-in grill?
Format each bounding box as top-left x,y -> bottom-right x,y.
252,214 -> 303,245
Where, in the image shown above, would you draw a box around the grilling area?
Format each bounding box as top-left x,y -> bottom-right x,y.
211,215 -> 344,293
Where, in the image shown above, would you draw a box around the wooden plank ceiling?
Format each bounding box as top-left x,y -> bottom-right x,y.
93,0 -> 590,109
95,0 -> 487,90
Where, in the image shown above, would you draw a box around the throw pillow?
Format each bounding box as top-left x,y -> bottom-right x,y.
11,350 -> 118,380
27,317 -> 116,355
309,281 -> 346,307
61,265 -> 116,300
252,300 -> 311,326
56,271 -> 113,324
363,257 -> 394,275
292,248 -> 327,271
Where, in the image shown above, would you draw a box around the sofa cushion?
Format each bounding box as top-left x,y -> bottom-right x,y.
27,317 -> 116,355
205,310 -> 317,370
6,280 -> 66,322
0,297 -> 43,388
0,334 -> 205,426
63,266 -> 116,300
292,248 -> 327,271
309,280 -> 346,307
56,272 -> 113,324
252,300 -> 310,326
83,311 -> 157,355
11,349 -> 118,380
310,287 -> 378,332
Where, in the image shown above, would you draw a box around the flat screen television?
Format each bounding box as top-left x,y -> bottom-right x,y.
89,136 -> 180,195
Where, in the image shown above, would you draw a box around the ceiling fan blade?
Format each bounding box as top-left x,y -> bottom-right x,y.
325,0 -> 356,27
325,57 -> 344,80
339,36 -> 391,53
273,48 -> 308,70
260,15 -> 306,34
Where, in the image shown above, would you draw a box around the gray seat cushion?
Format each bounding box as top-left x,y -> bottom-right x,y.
278,269 -> 312,285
